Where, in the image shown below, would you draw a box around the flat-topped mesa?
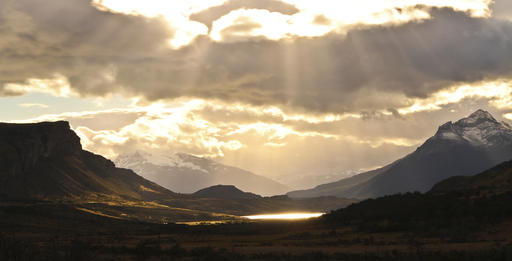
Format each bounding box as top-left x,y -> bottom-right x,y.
0,121 -> 83,174
0,121 -> 174,200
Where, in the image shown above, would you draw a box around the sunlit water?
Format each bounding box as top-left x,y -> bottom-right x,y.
243,213 -> 324,220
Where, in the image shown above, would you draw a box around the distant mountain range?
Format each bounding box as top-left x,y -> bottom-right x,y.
115,151 -> 289,196
288,109 -> 512,199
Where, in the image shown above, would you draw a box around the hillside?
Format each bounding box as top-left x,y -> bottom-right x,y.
430,159 -> 512,195
323,158 -> 512,231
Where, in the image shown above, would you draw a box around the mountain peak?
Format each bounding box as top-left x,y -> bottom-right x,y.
457,109 -> 498,126
433,109 -> 511,146
469,109 -> 495,119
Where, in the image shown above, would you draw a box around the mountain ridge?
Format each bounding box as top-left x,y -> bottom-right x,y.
288,109 -> 512,199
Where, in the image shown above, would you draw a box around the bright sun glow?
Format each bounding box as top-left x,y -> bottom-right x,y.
92,0 -> 228,48
91,0 -> 492,47
243,213 -> 324,220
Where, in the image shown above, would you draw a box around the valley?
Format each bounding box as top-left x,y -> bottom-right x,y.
2,110 -> 512,260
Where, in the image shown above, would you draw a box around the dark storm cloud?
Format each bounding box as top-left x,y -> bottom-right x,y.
0,0 -> 174,94
1,1 -> 512,113
492,0 -> 512,20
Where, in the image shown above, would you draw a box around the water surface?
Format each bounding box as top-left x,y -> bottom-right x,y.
243,213 -> 324,220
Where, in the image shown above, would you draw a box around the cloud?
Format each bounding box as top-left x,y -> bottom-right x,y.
0,0 -> 173,96
13,94 -> 512,178
14,99 -> 421,159
398,79 -> 512,114
95,0 -> 492,44
492,0 -> 512,20
1,1 -> 512,116
18,103 -> 49,108
13,100 -> 417,180
190,0 -> 299,28
504,113 -> 512,120
208,0 -> 493,42
1,74 -> 74,97
91,0 -> 229,48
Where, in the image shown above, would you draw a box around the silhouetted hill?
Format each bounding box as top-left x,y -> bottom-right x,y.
193,185 -> 261,200
430,159 -> 512,195
323,159 -> 512,232
0,121 -> 174,201
289,110 -> 512,199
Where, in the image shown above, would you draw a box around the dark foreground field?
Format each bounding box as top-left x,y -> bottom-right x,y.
2,196 -> 512,261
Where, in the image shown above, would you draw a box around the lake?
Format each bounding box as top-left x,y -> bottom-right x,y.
243,213 -> 324,220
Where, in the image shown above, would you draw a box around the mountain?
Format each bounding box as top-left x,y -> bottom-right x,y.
430,159 -> 512,195
0,121 -> 355,222
322,159 -> 512,232
115,151 -> 289,196
288,109 -> 512,199
0,121 -> 174,200
193,185 -> 261,200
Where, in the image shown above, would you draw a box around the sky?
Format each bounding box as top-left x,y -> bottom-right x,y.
1,0 -> 512,185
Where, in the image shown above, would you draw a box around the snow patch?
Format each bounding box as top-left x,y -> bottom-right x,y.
116,151 -> 208,173
440,131 -> 461,141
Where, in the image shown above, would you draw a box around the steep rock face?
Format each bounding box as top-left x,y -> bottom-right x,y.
0,121 -> 174,200
288,110 -> 512,199
115,151 -> 290,196
0,121 -> 82,177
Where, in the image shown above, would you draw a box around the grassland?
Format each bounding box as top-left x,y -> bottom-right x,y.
1,200 -> 512,261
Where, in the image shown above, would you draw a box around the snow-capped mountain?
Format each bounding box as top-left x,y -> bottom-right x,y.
116,152 -> 209,174
115,151 -> 290,196
288,109 -> 512,199
434,109 -> 512,147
